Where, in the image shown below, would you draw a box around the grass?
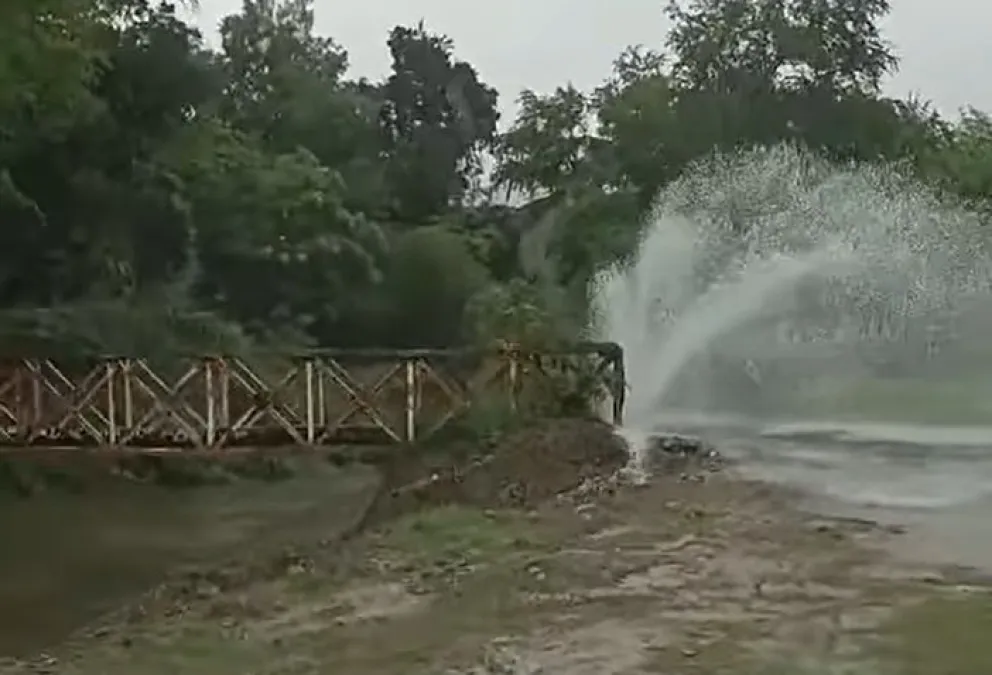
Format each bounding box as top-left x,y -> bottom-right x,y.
372,505 -> 549,569
871,590 -> 992,675
57,628 -> 276,675
39,504 -> 554,675
642,588 -> 992,675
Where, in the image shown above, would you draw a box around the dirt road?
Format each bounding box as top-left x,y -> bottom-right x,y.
4,425 -> 992,674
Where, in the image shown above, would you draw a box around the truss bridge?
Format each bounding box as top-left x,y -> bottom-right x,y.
0,343 -> 625,455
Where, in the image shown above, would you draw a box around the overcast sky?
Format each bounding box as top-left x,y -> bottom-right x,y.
186,0 -> 990,123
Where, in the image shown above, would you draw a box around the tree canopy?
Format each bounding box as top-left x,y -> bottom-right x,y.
0,0 -> 988,355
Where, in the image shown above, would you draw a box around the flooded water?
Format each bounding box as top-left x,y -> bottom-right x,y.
649,412 -> 992,573
0,461 -> 378,657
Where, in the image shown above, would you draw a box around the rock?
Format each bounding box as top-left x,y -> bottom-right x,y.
652,434 -> 708,455
640,433 -> 724,475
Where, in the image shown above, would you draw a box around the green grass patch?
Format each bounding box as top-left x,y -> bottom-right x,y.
373,505 -> 547,568
873,590 -> 992,675
57,626 -> 276,675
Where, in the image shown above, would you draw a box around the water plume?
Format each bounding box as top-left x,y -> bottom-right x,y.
594,145 -> 992,458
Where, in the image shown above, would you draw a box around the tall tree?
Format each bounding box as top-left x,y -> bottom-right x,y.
219,0 -> 346,138
218,0 -> 382,186
495,85 -> 595,200
379,22 -> 500,223
665,0 -> 896,95
594,46 -> 681,200
165,120 -> 384,340
0,0 -> 211,307
662,0 -> 920,163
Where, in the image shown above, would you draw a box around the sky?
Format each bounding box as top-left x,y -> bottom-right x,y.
186,0 -> 990,123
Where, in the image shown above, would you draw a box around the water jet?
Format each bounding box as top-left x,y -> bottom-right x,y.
595,144 -> 992,506
596,145 -> 992,430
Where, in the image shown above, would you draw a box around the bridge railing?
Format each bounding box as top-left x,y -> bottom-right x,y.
0,343 -> 625,454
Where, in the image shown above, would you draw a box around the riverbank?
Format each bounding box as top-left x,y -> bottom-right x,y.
3,425 -> 992,674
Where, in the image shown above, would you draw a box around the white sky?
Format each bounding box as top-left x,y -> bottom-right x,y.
186,0 -> 991,122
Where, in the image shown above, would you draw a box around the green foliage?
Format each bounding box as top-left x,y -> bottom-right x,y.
0,299 -> 250,359
377,225 -> 490,347
379,21 -> 500,222
0,0 -> 106,138
665,0 -> 897,95
494,85 -> 593,198
922,109 -> 992,206
167,120 -> 384,339
462,279 -> 568,348
424,395 -> 527,452
0,0 -> 990,364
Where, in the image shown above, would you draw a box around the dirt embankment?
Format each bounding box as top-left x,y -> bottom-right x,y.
358,417 -> 630,522
5,419 -> 992,675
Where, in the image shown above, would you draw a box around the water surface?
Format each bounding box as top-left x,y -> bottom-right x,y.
648,413 -> 992,572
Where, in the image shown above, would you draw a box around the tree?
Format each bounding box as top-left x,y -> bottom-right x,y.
493,77 -> 645,291
0,0 -> 105,133
379,22 -> 500,223
594,47 -> 681,200
665,0 -> 897,95
0,0 -> 989,360
0,0 -> 211,308
218,0 -> 386,212
163,120 -> 384,340
661,0 -> 916,163
494,85 -> 594,199
922,109 -> 992,205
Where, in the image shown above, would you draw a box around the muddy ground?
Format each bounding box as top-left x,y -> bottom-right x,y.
3,419 -> 992,674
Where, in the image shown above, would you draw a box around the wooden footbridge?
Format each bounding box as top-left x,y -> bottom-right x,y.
0,343 -> 625,455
